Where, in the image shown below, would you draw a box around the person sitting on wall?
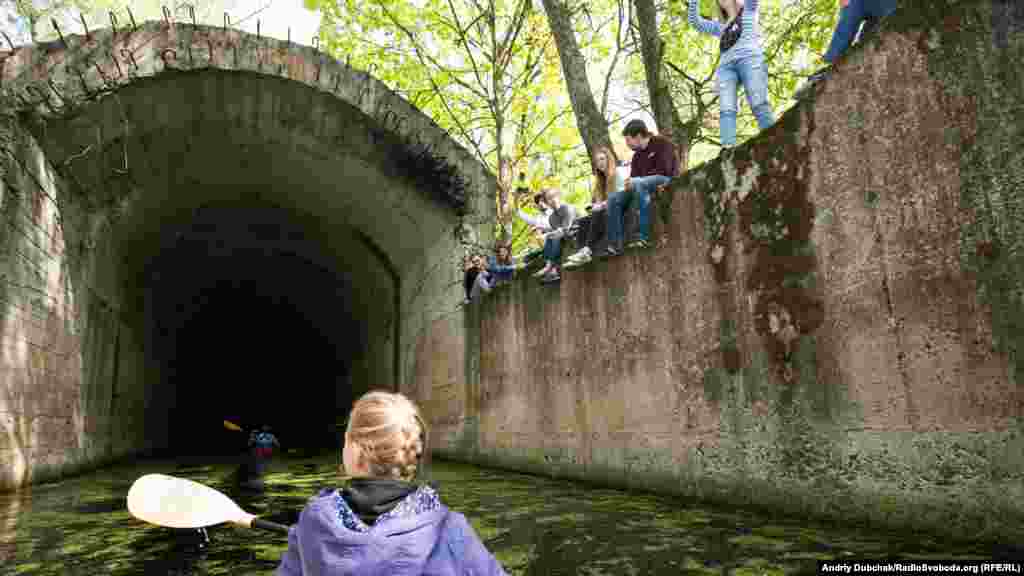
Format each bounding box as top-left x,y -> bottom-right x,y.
565,146 -> 629,269
487,244 -> 521,286
535,187 -> 577,285
601,120 -> 677,257
516,192 -> 552,232
795,0 -> 898,99
463,254 -> 495,304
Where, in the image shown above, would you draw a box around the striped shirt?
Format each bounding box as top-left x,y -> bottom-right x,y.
688,0 -> 765,67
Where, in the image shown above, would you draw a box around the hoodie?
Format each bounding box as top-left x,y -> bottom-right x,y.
275,483 -> 507,576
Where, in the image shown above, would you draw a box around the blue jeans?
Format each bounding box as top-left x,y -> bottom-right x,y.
718,55 -> 776,147
543,236 -> 562,265
823,0 -> 898,63
607,175 -> 671,247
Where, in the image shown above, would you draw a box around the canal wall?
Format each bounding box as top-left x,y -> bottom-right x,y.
430,0 -> 1024,541
0,114 -> 151,489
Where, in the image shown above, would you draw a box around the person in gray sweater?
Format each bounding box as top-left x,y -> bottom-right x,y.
535,188 -> 576,284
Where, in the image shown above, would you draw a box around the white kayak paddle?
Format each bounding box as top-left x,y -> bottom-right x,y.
127,473 -> 290,534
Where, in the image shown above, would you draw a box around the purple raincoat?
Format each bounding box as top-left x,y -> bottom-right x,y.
275,485 -> 508,576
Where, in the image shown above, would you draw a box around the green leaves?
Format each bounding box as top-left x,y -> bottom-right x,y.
313,0 -> 840,250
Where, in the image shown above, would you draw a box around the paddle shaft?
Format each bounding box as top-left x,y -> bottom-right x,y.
236,511 -> 290,534
252,518 -> 291,534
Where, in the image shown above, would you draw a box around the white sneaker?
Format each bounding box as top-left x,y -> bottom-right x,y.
564,247 -> 592,269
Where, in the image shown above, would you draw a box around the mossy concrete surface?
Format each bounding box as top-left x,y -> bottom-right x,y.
439,0 -> 1024,543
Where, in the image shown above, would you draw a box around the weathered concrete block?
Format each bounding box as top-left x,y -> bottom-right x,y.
446,0 -> 1024,542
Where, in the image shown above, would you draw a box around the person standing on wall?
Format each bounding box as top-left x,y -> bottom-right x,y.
600,120 -> 677,258
795,0 -> 898,99
687,0 -> 776,150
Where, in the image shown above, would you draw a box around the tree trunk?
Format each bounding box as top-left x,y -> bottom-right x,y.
632,0 -> 694,171
540,0 -> 615,164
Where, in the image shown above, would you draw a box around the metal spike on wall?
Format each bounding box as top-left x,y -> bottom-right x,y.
52,19 -> 67,49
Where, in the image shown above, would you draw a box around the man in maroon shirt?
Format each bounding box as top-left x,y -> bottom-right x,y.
602,119 -> 678,256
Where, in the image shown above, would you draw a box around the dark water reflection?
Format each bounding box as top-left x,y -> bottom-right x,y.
0,453 -> 1016,575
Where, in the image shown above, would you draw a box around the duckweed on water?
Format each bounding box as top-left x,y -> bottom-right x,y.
0,453 -> 1014,575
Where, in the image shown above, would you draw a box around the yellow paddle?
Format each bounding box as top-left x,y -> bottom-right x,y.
223,420 -> 244,432
127,474 -> 289,534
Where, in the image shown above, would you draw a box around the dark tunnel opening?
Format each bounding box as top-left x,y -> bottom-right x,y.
140,206 -> 374,459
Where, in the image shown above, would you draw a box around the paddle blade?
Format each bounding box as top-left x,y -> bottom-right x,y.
223,420 -> 243,432
127,474 -> 246,529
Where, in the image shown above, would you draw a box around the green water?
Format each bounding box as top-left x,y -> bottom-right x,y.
0,454 -> 1012,575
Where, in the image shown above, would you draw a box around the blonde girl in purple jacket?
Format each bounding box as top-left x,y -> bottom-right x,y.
276,391 -> 507,576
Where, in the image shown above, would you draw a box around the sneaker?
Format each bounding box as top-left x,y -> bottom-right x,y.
795,67 -> 831,100
564,250 -> 592,269
598,245 -> 621,258
539,270 -> 561,284
567,246 -> 591,261
626,238 -> 652,250
532,265 -> 551,278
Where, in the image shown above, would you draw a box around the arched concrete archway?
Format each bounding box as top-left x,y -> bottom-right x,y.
0,22 -> 494,486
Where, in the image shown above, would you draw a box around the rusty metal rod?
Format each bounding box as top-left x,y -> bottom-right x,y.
123,48 -> 138,70
109,50 -> 122,77
127,7 -> 137,31
76,68 -> 90,96
48,78 -> 63,101
52,19 -> 67,48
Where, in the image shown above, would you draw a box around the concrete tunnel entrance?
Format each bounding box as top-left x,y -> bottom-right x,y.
146,204 -> 377,455
0,24 -> 495,488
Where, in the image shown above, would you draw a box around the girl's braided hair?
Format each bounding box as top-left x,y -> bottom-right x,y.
344,391 -> 428,482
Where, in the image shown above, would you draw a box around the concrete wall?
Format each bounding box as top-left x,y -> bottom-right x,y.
0,115 -> 145,489
435,0 -> 1024,541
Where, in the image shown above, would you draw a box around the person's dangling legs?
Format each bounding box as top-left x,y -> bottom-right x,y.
625,175 -> 671,249
823,0 -> 867,65
718,61 -> 740,148
604,189 -> 630,256
798,0 -> 897,99
737,55 -> 775,131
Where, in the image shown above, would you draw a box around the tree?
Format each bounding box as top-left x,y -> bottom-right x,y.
540,0 -> 615,165
312,0 -> 572,249
631,0 -> 697,170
